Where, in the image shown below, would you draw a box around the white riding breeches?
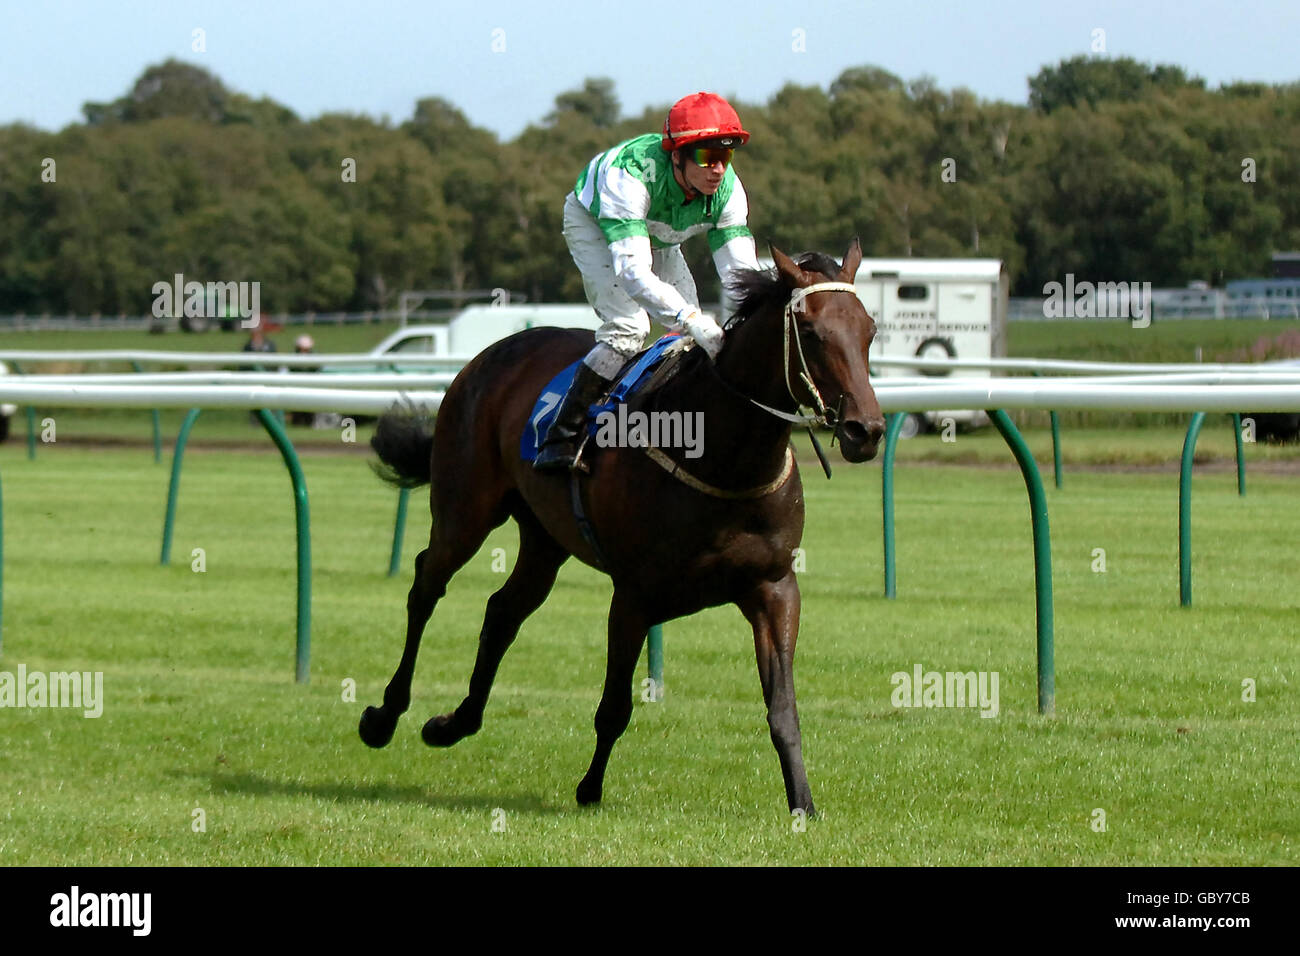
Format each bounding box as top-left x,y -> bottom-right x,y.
563,191 -> 699,378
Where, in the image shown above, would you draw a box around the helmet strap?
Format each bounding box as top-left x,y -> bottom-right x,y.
673,150 -> 698,204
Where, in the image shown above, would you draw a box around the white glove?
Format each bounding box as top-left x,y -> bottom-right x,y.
676,308 -> 725,360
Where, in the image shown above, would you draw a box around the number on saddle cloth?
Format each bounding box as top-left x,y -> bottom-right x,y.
519,334 -> 686,462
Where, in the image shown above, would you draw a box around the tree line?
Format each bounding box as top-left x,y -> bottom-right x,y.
1,56 -> 1297,316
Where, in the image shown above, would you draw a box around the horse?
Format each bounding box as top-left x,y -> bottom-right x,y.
359,239 -> 885,814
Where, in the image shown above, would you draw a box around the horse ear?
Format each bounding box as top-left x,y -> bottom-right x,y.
839,236 -> 863,283
770,244 -> 811,288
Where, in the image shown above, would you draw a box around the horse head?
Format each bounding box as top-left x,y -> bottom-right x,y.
768,238 -> 886,462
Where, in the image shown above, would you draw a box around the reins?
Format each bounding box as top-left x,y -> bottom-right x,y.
640,281 -> 860,496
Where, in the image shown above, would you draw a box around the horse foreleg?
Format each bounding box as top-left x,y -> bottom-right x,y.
358,546 -> 448,747
739,573 -> 814,815
423,517 -> 568,747
576,592 -> 648,806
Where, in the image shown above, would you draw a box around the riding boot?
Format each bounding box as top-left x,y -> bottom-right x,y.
532,362 -> 613,472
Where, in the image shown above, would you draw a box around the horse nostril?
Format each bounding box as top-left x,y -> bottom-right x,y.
840,420 -> 880,447
866,419 -> 885,444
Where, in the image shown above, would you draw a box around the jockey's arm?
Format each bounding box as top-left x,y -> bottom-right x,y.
607,234 -> 693,324
712,233 -> 760,320
606,236 -> 724,359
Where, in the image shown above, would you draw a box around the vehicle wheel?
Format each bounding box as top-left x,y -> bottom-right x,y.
897,413 -> 927,440
916,337 -> 956,376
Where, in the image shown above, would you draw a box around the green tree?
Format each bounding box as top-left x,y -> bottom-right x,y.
548,78 -> 620,129
84,59 -> 230,125
1028,55 -> 1204,114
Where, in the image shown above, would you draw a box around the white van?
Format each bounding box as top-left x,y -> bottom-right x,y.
443,304 -> 602,356
363,304 -> 603,363
756,256 -> 1009,437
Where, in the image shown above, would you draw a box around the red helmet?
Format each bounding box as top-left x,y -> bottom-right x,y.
661,92 -> 750,152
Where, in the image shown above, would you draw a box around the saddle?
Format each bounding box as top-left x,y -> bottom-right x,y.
519,333 -> 692,463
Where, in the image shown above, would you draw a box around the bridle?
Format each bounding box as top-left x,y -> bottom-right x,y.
636,281 -> 861,496
720,281 -> 860,429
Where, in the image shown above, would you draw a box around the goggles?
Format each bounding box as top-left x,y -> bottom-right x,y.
689,145 -> 734,169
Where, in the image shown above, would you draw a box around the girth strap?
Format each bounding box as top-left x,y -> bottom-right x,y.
569,470 -> 610,570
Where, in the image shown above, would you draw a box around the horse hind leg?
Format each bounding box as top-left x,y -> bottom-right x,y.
422,512 -> 568,747
358,496 -> 506,749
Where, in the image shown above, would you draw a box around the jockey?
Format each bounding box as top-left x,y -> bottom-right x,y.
532,91 -> 761,472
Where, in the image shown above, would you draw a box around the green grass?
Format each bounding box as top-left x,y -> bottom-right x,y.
887,420 -> 1300,468
1008,317 -> 1300,365
0,443 -> 1294,865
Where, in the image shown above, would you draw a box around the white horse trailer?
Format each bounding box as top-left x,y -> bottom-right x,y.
754,256 -> 1009,437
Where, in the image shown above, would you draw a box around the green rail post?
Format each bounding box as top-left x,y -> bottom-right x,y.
1031,371 -> 1063,489
647,624 -> 664,701
388,486 -> 411,576
159,407 -> 311,683
1179,412 -> 1207,607
0,473 -> 4,655
1231,413 -> 1246,497
130,360 -> 163,464
1050,411 -> 1063,490
160,408 -> 202,565
24,408 -> 36,460
10,361 -> 36,461
255,409 -> 312,684
881,411 -> 906,598
988,409 -> 1055,716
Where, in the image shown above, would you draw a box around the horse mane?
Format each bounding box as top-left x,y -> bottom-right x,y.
724,252 -> 844,330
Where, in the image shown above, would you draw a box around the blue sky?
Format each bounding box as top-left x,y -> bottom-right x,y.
4,0 -> 1298,137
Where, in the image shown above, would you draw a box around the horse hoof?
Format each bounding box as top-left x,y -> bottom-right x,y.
358,706 -> 396,748
575,777 -> 603,806
421,713 -> 466,747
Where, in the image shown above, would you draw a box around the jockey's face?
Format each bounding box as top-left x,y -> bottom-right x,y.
673,149 -> 727,196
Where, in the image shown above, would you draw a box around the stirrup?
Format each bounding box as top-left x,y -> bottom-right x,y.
533,439 -> 580,472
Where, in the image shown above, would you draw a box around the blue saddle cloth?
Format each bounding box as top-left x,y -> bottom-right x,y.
520,334 -> 684,461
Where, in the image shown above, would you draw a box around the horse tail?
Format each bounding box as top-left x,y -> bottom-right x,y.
370,408 -> 434,488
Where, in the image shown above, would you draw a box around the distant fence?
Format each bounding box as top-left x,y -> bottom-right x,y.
1009,297 -> 1300,321
1,348 -> 1294,375
0,351 -> 1297,713
0,312 -> 423,333
11,298 -> 1300,331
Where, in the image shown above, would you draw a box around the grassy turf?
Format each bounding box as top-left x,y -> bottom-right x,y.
0,444 -> 1294,865
1008,317 -> 1300,365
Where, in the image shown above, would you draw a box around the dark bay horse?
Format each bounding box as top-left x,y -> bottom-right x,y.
359,239 -> 885,814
